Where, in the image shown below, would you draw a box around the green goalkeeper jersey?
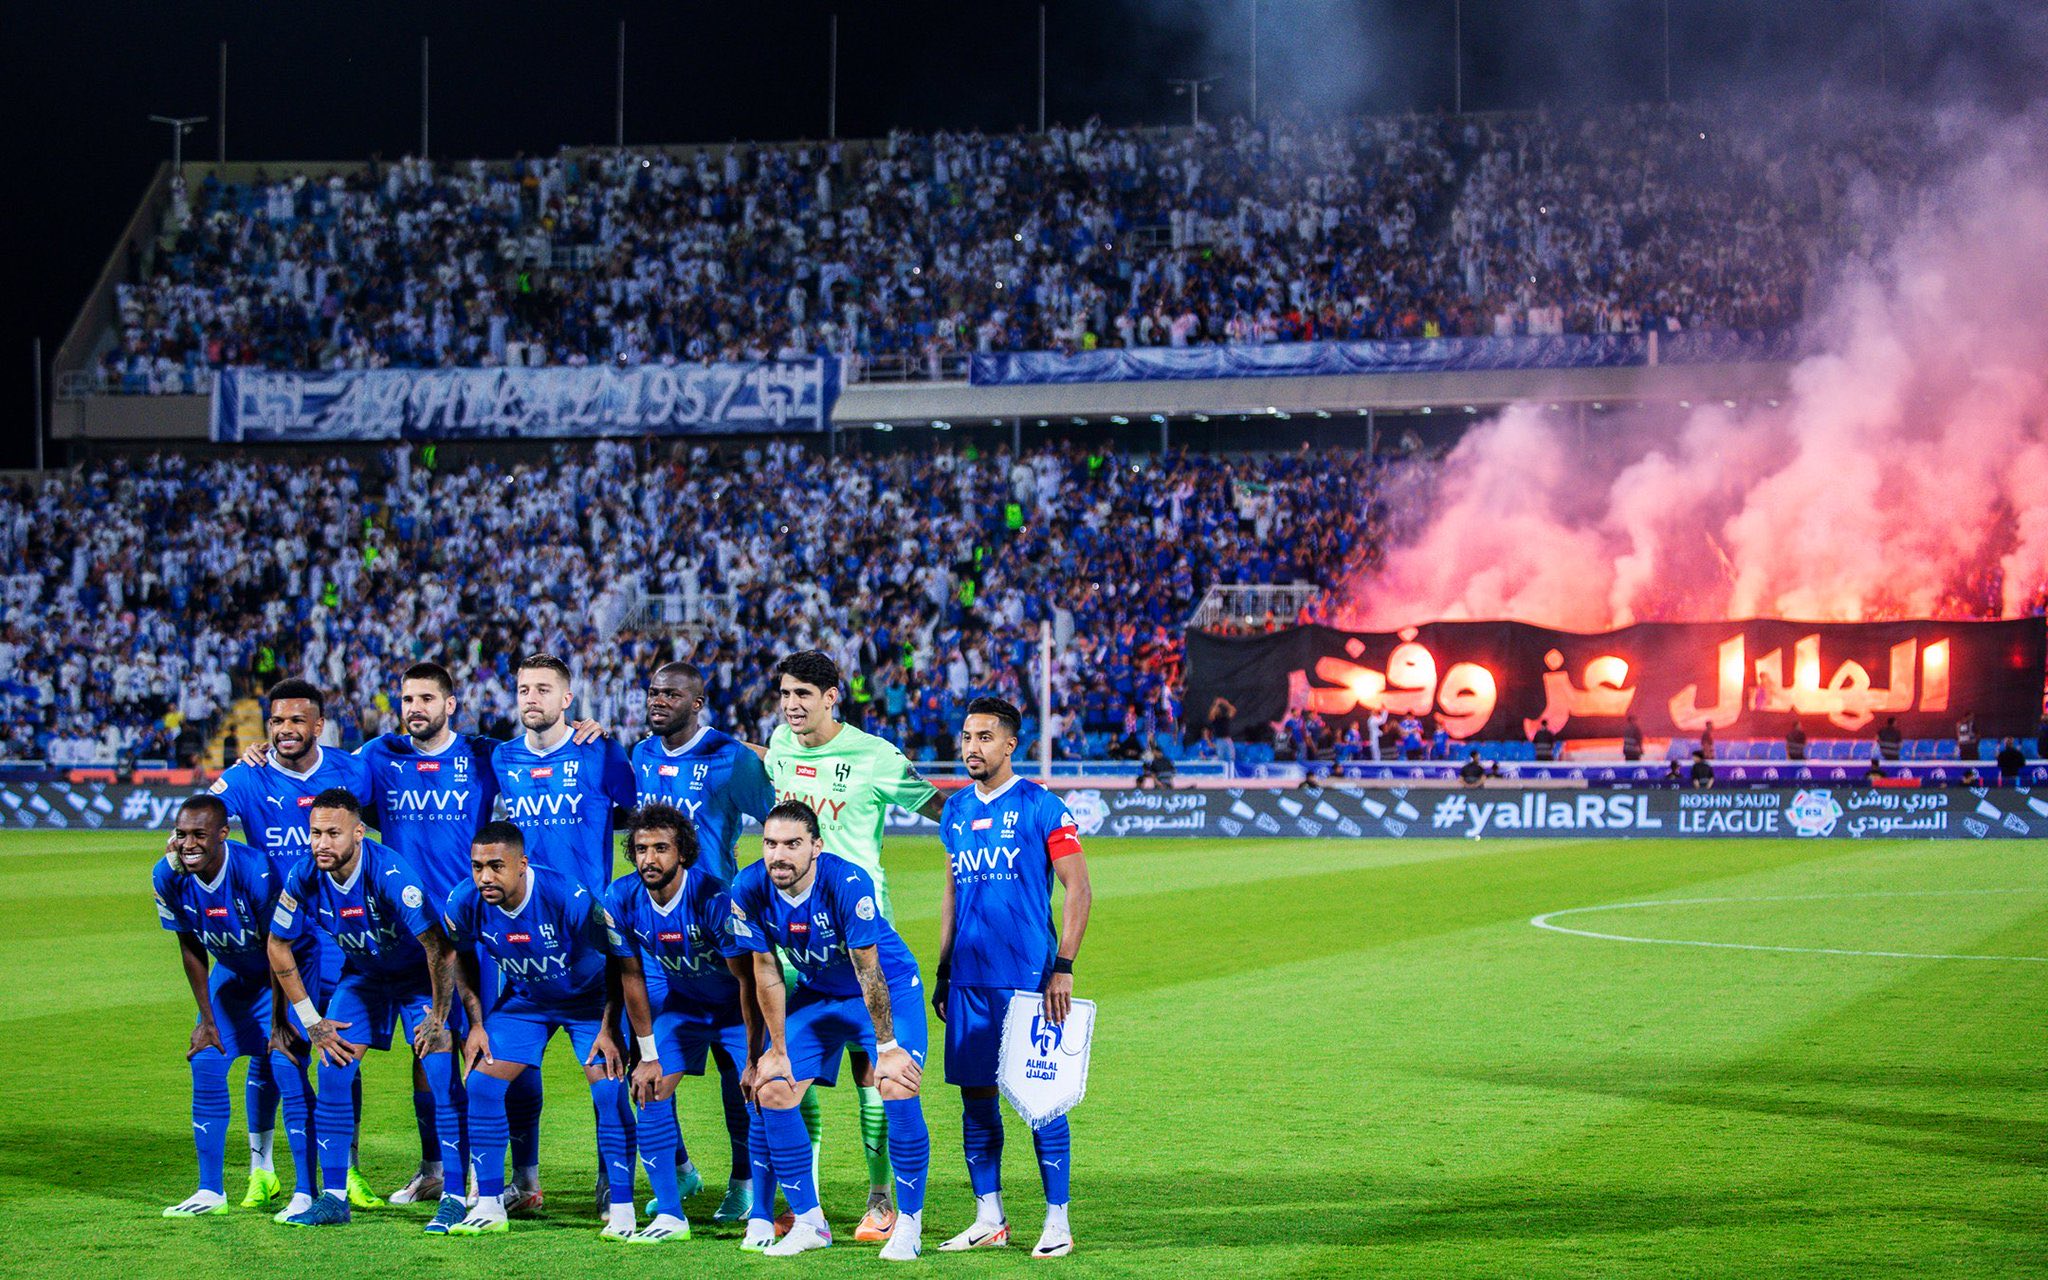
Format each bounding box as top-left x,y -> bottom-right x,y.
764,720 -> 938,918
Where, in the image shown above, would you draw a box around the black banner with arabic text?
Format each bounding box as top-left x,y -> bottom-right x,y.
1183,619 -> 2046,743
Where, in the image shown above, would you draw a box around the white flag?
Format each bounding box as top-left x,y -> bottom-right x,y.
996,992 -> 1096,1129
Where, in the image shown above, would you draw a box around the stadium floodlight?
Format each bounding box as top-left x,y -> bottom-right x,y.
1166,76 -> 1222,129
1110,415 -> 1129,425
148,114 -> 209,171
1192,413 -> 1209,422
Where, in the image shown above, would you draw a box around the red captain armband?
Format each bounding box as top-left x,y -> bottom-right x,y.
1046,825 -> 1083,860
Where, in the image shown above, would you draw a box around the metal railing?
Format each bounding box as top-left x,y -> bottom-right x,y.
1187,583 -> 1321,633
842,351 -> 971,384
617,590 -> 738,633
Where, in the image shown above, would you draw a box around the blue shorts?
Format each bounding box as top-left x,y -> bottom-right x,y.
325,969 -> 461,1054
943,985 -> 1028,1088
484,994 -> 610,1069
653,1006 -> 750,1077
205,966 -> 332,1060
782,981 -> 926,1085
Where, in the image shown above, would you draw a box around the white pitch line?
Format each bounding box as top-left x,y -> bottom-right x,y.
1529,889 -> 2048,963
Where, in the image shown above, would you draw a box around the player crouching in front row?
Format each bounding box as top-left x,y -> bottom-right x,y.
440,821 -> 646,1240
730,801 -> 933,1260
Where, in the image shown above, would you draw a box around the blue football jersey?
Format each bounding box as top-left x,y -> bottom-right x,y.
939,775 -> 1082,989
492,734 -> 636,893
630,727 -> 776,883
210,746 -> 375,880
153,838 -> 312,983
443,865 -> 609,1009
358,731 -> 500,910
728,851 -> 919,999
603,869 -> 746,1017
270,838 -> 438,983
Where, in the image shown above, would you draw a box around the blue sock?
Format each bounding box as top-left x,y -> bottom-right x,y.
412,1087 -> 437,1164
189,1050 -> 232,1194
466,1071 -> 511,1198
719,1058 -> 751,1178
961,1093 -> 1004,1197
244,1052 -> 278,1152
350,1071 -> 364,1167
761,1103 -> 819,1215
747,1105 -> 775,1221
637,1094 -> 683,1218
419,1052 -> 463,1176
270,1051 -> 317,1194
506,1068 -> 543,1176
589,1079 -> 635,1207
1032,1117 -> 1071,1206
883,1097 -> 929,1215
315,1058 -> 361,1192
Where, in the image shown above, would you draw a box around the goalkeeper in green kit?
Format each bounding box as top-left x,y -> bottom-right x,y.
759,650 -> 947,1242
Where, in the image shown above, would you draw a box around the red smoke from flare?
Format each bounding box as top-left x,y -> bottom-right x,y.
1346,115 -> 2048,632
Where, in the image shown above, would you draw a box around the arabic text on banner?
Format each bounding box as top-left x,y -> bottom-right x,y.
997,993 -> 1096,1129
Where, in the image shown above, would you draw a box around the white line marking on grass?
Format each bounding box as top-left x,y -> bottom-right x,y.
1530,889 -> 2048,963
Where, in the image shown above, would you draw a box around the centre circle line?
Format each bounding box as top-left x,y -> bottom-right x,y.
1529,889 -> 2048,963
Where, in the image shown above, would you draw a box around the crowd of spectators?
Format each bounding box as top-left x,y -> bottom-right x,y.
0,441 -> 1391,766
97,103 -> 1916,393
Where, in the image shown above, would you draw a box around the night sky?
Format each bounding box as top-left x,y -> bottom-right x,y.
2,0 -> 2027,469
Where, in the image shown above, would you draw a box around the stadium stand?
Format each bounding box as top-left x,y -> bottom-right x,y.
87,105 -> 1921,393
0,442 -> 1387,767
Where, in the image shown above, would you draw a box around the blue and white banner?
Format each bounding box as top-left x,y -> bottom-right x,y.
970,334 -> 1645,386
212,360 -> 839,442
969,331 -> 1798,387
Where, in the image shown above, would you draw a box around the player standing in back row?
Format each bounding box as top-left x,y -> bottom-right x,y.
761,650 -> 948,1242
933,697 -> 1092,1258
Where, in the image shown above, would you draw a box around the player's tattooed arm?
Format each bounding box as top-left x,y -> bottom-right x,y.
852,944 -> 921,1091
268,933 -> 361,1067
178,933 -> 222,1059
915,784 -> 948,823
451,943 -> 488,1034
413,924 -> 459,1055
850,943 -> 894,1045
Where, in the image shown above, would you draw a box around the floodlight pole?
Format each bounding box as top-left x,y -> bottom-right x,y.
1248,0 -> 1258,122
149,114 -> 208,171
1453,0 -> 1463,115
420,37 -> 430,157
1039,620 -> 1053,780
1167,78 -> 1219,129
32,338 -> 45,472
1037,5 -> 1047,133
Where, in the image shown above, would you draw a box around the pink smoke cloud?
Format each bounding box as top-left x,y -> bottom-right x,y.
1348,112 -> 2048,631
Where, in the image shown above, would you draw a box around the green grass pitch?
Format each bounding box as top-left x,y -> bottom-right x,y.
1,829 -> 2042,1278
